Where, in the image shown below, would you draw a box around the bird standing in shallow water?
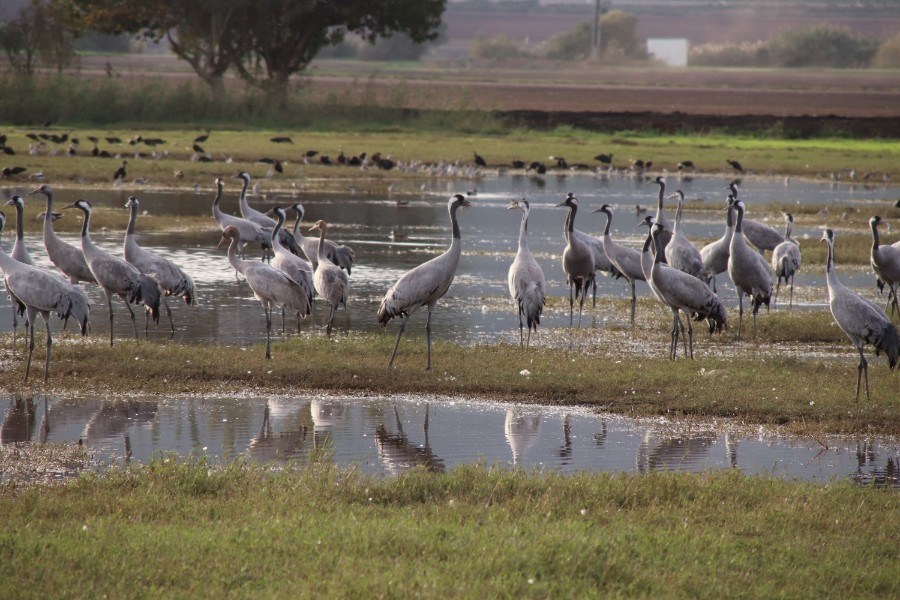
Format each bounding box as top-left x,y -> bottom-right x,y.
507,199 -> 545,348
771,213 -> 801,308
309,220 -> 349,336
378,194 -> 471,369
822,228 -> 898,401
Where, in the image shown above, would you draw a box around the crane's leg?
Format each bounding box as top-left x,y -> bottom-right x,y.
669,310 -> 679,361
630,280 -> 636,325
773,279 -> 780,308
736,293 -> 744,341
387,315 -> 410,369
103,289 -> 115,346
425,304 -> 435,371
788,274 -> 795,309
711,275 -> 717,294
568,282 -> 574,327
281,307 -> 286,335
577,280 -> 587,329
264,305 -> 272,359
517,303 -> 525,349
526,324 -> 533,350
122,295 -> 138,339
325,305 -> 335,336
42,313 -> 52,383
162,296 -> 174,335
591,277 -> 597,309
687,317 -> 694,360
24,308 -> 37,383
890,284 -> 899,318
856,347 -> 869,402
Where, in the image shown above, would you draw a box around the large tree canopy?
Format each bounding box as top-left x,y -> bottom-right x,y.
74,0 -> 446,95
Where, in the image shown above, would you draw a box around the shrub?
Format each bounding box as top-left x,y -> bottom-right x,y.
765,24 -> 879,68
689,41 -> 764,67
543,10 -> 645,61
873,33 -> 900,68
469,34 -> 526,59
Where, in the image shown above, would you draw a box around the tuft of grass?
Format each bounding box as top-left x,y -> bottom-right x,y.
0,459 -> 897,598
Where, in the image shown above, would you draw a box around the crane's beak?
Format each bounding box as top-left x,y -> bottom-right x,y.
462,199 -> 474,208
216,236 -> 228,250
3,199 -> 13,207
26,187 -> 41,196
61,203 -> 77,210
507,201 -> 518,210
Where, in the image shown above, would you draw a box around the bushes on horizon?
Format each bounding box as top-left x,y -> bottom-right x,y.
873,33 -> 900,68
543,10 -> 645,61
469,34 -> 528,59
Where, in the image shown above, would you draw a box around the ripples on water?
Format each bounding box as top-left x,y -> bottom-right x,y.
1,394 -> 897,486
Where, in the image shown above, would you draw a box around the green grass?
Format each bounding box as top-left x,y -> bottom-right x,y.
0,458 -> 897,599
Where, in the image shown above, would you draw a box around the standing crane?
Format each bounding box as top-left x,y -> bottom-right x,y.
289,203 -> 355,275
123,196 -> 196,334
593,204 -> 645,324
62,199 -> 160,346
650,223 -> 727,360
558,193 -> 617,309
0,241 -> 89,382
664,190 -> 704,280
557,193 -> 595,327
377,194 -> 472,369
217,225 -> 310,359
771,213 -> 801,308
700,200 -> 734,293
27,185 -> 96,285
507,199 -> 545,348
234,172 -> 301,255
5,196 -> 34,266
211,177 -> 272,261
822,228 -> 898,401
869,216 -> 900,318
651,176 -> 673,253
309,220 -> 350,336
727,198 -> 772,339
265,206 -> 315,332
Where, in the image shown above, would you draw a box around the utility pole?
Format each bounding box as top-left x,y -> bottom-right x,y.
591,0 -> 601,59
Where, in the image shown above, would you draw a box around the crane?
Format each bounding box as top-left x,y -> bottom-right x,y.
593,204 -> 645,324
309,220 -> 350,336
507,199 -> 545,348
727,198 -> 772,339
650,223 -> 727,360
5,196 -> 34,265
727,182 -> 784,253
700,200 -> 734,293
651,176 -> 673,253
234,172 -> 301,255
265,206 -> 315,333
27,185 -> 96,284
62,199 -> 160,346
870,216 -> 900,318
217,225 -> 310,359
377,194 -> 471,369
289,203 -> 355,275
664,191 -> 704,280
123,196 -> 196,334
210,177 -> 272,262
822,228 -> 898,401
0,241 -> 89,382
771,213 -> 801,308
557,193 -> 595,327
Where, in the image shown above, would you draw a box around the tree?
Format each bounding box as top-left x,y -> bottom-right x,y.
74,0 -> 447,97
543,10 -> 643,62
1,0 -> 80,77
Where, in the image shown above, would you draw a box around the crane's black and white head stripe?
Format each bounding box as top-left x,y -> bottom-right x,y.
125,196 -> 139,209
654,176 -> 666,186
235,171 -> 251,183
5,195 -> 24,209
556,193 -> 577,208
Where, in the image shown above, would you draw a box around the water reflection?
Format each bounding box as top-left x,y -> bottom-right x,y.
4,394 -> 896,487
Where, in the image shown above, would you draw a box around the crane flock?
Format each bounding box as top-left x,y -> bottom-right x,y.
0,177 -> 897,401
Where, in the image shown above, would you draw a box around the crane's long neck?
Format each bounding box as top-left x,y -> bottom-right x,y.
734,204 -> 744,235
451,201 -> 464,240
674,199 -> 684,234
126,203 -> 138,236
564,204 -> 576,243
871,220 -> 880,251
14,203 -> 25,243
652,231 -> 665,265
226,236 -> 251,275
43,192 -> 57,244
78,208 -> 96,253
271,213 -> 284,251
317,227 -> 328,262
641,229 -> 654,278
212,183 -> 223,218
725,205 -> 734,231
293,209 -> 306,241
517,209 -> 529,252
239,178 -> 250,216
655,183 -> 665,217
602,209 -> 612,238
825,240 -> 842,295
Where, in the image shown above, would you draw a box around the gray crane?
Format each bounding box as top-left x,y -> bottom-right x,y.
377,194 -> 472,369
289,203 -> 355,275
309,219 -> 350,336
62,199 -> 160,346
234,172 -> 302,255
700,200 -> 734,293
558,193 -> 617,308
727,198 -> 772,339
651,176 -> 673,253
265,206 -> 315,333
664,190 -> 705,280
557,193 -> 595,327
507,199 -> 545,348
870,216 -> 900,318
771,212 -> 802,308
822,228 -> 898,401
217,225 -> 310,359
650,223 -> 727,360
727,182 -> 784,253
594,204 -> 645,324
0,240 -> 89,382
27,185 -> 96,285
211,177 -> 272,261
123,196 -> 197,334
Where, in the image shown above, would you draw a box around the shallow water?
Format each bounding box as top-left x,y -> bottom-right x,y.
1,174 -> 894,348
1,393 -> 897,486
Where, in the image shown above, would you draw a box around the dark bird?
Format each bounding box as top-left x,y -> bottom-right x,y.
2,146 -> 14,156
511,160 -> 526,169
726,159 -> 744,173
677,160 -> 695,170
142,138 -> 166,146
594,153 -> 614,164
2,166 -> 27,177
271,136 -> 293,144
552,156 -> 568,169
378,158 -> 395,171
113,160 -> 128,182
192,143 -> 205,153
194,132 -> 210,144
305,149 -> 319,157
105,136 -> 122,144
473,152 -> 486,167
319,155 -> 332,165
